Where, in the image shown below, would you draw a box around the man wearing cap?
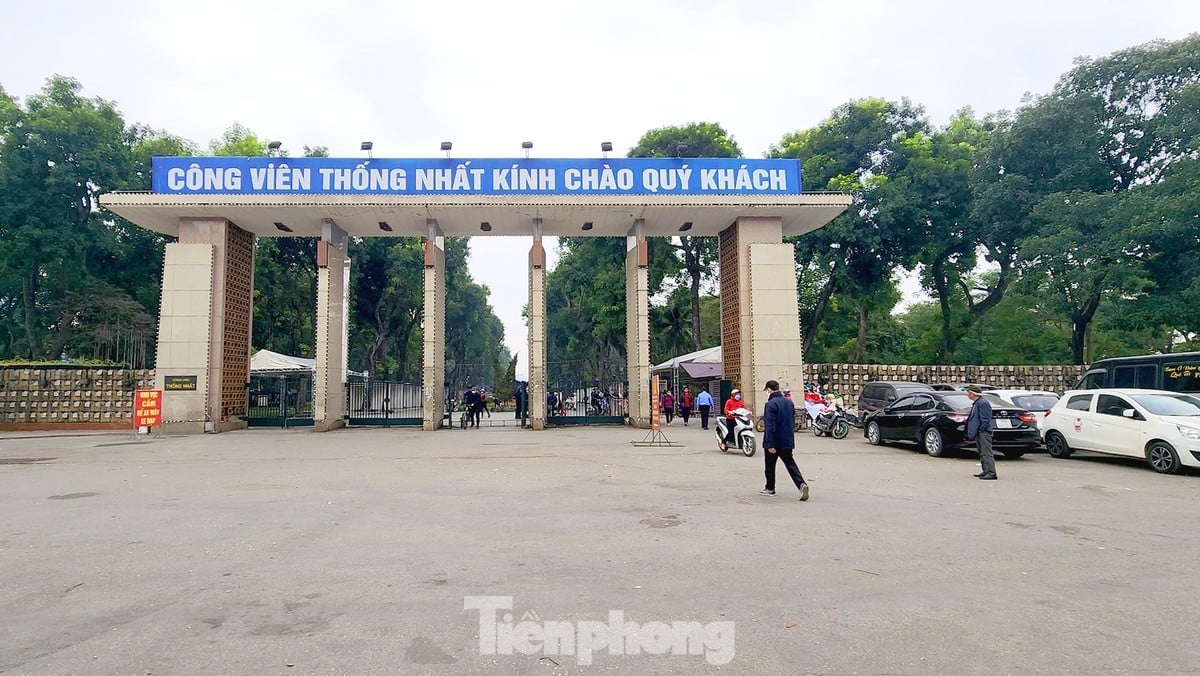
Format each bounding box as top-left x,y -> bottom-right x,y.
965,384 -> 997,480
759,379 -> 810,500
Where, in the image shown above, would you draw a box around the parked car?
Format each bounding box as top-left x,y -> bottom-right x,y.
1042,388 -> 1200,474
1075,352 -> 1200,394
856,381 -> 935,417
930,383 -> 999,392
983,390 -> 1061,433
863,391 -> 1041,458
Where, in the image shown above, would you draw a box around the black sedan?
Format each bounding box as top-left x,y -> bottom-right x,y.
862,392 -> 1040,458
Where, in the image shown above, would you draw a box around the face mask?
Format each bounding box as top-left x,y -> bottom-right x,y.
734,395 -> 741,401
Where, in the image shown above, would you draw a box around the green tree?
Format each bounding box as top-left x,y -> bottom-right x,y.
0,76 -> 148,362
629,122 -> 741,351
771,98 -> 929,361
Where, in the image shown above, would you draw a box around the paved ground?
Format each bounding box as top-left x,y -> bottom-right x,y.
2,421 -> 1199,675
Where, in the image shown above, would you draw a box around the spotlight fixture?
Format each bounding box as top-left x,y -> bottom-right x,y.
522,141 -> 533,159
267,140 -> 282,150
675,142 -> 688,158
678,221 -> 693,232
378,221 -> 393,232
361,141 -> 374,158
480,221 -> 492,232
440,141 -> 452,158
274,221 -> 293,233
601,141 -> 613,158
581,221 -> 594,231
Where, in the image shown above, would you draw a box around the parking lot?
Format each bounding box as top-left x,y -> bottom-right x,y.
2,424 -> 1198,674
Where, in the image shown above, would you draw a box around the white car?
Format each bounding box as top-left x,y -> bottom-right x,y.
983,390 -> 1061,432
1042,388 -> 1200,474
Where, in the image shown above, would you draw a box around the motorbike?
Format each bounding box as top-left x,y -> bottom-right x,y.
715,408 -> 757,456
810,403 -> 851,439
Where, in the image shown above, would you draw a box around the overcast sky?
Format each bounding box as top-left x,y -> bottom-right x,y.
3,1 -> 1197,377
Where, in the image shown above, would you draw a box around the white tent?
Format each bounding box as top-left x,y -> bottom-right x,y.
651,345 -> 723,379
250,349 -> 365,377
250,349 -> 315,373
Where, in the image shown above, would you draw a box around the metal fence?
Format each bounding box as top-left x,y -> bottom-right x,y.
246,373 -> 314,427
346,380 -> 423,426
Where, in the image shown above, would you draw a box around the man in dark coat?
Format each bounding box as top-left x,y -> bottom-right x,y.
966,384 -> 997,480
760,379 -> 809,501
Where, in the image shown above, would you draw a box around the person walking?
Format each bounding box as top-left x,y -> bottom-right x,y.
759,379 -> 809,501
966,384 -> 997,480
679,386 -> 693,426
662,390 -> 675,426
696,387 -> 714,430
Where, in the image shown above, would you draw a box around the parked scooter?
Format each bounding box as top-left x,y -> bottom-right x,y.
715,408 -> 757,456
810,403 -> 851,439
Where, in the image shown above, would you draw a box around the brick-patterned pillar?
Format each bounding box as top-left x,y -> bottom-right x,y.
157,218 -> 254,433
625,220 -> 651,428
422,220 -> 447,430
528,220 -> 547,430
314,218 -> 349,431
718,216 -> 803,415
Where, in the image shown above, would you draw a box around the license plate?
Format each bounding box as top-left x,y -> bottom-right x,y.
995,419 -> 1013,429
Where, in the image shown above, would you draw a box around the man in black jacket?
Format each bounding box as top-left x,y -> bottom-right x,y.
760,379 -> 809,501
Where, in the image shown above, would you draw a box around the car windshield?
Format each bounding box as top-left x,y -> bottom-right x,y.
896,385 -> 930,396
1012,394 -> 1059,411
1130,393 -> 1200,416
941,394 -> 973,411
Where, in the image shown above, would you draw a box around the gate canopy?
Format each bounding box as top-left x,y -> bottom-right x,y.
99,156 -> 851,238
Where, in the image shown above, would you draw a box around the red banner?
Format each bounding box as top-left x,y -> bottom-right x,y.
134,389 -> 163,428
651,375 -> 661,431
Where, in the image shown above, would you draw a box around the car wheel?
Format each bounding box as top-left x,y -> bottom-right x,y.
1146,441 -> 1182,474
923,427 -> 945,457
1045,431 -> 1073,458
742,437 -> 756,457
1002,449 -> 1025,459
866,421 -> 882,445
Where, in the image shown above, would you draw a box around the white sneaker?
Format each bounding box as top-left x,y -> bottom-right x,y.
799,483 -> 810,502
757,489 -> 776,497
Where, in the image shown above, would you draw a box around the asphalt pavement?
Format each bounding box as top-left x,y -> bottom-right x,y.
2,421 -> 1198,674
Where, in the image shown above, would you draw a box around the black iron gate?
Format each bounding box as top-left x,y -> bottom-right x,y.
346,380 -> 423,426
246,373 -> 314,427
547,359 -> 628,425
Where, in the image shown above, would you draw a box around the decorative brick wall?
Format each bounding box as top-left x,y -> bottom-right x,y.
0,367 -> 155,429
803,363 -> 1088,406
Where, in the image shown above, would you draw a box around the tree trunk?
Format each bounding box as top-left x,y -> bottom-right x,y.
21,274 -> 41,359
932,257 -> 956,362
803,263 -> 839,352
1070,291 -> 1104,365
851,305 -> 869,363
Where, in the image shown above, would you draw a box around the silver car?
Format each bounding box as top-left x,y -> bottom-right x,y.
983,389 -> 1061,432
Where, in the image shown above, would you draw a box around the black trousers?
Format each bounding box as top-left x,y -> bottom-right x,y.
765,448 -> 806,492
679,406 -> 691,424
698,405 -> 711,429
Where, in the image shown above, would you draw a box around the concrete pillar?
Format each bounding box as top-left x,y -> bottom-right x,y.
314,219 -> 349,432
718,216 -> 804,415
625,220 -> 651,428
528,220 -> 547,430
422,220 -> 447,430
157,217 -> 254,433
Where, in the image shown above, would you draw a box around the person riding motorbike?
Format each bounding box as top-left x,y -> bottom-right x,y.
722,388 -> 745,447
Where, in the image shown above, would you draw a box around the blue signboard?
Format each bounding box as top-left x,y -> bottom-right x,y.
151,157 -> 802,196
